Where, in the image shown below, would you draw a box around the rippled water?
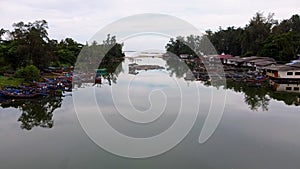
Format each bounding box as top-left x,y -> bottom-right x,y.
1,56 -> 300,169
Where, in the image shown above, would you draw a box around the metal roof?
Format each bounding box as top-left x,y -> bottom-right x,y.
264,64 -> 300,71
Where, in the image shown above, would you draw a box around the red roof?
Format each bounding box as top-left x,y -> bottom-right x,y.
217,54 -> 233,59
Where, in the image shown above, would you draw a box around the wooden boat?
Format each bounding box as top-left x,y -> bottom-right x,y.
0,88 -> 39,99
96,68 -> 107,76
246,76 -> 269,83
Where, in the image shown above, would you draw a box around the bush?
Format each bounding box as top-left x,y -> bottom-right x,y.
0,65 -> 12,75
242,51 -> 254,57
15,65 -> 40,82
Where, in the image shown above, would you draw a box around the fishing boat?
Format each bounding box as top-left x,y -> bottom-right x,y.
245,76 -> 269,83
96,68 -> 107,76
0,87 -> 39,99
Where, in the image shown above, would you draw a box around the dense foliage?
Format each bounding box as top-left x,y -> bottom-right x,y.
166,13 -> 300,62
75,34 -> 124,72
0,20 -> 124,75
209,13 -> 300,61
0,20 -> 83,72
15,65 -> 40,82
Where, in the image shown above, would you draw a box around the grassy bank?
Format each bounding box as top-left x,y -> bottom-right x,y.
0,76 -> 23,88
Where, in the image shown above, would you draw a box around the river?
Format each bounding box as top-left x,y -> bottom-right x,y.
1,56 -> 300,169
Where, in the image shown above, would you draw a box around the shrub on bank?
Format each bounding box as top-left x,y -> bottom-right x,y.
15,65 -> 40,82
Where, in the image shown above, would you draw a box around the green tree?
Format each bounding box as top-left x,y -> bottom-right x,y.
15,65 -> 40,82
0,28 -> 8,42
165,36 -> 198,57
103,34 -> 124,60
57,38 -> 83,66
273,14 -> 300,34
75,34 -> 125,72
241,12 -> 277,56
0,40 -> 16,70
207,27 -> 243,56
10,20 -> 51,69
206,12 -> 300,61
260,32 -> 300,61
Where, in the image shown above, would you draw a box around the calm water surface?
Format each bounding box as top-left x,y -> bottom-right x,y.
1,56 -> 300,169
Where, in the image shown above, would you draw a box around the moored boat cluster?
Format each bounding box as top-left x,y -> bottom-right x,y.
0,70 -> 73,99
173,54 -> 300,85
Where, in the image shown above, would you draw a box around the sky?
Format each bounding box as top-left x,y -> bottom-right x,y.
1,0 -> 300,50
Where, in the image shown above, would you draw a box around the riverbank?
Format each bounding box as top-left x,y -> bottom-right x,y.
0,76 -> 23,88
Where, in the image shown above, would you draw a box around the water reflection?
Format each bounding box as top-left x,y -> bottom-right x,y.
1,55 -> 300,168
98,55 -> 124,86
224,79 -> 300,110
269,81 -> 300,106
1,56 -> 300,132
163,53 -> 300,111
163,53 -> 190,78
161,52 -> 300,110
72,57 -> 123,88
225,80 -> 270,111
0,96 -> 63,130
0,54 -> 125,131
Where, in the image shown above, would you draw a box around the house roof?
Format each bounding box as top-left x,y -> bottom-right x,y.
216,54 -> 233,59
254,60 -> 276,67
288,62 -> 300,68
227,56 -> 275,64
242,56 -> 275,62
227,57 -> 243,63
264,64 -> 300,71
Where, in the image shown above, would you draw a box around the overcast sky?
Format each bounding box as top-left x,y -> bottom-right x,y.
1,0 -> 299,50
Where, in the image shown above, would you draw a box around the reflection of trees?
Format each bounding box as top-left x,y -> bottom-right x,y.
162,53 -> 190,78
0,96 -> 62,130
98,56 -> 124,85
225,80 -> 300,111
244,92 -> 270,111
102,65 -> 123,85
226,80 -> 270,111
269,92 -> 300,106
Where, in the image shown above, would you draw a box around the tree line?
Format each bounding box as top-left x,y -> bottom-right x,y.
0,20 -> 83,72
166,12 -> 300,62
0,20 -> 124,75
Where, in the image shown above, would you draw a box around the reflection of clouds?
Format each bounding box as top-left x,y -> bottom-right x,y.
222,100 -> 300,150
0,108 -> 21,133
124,72 -> 173,87
111,70 -> 181,115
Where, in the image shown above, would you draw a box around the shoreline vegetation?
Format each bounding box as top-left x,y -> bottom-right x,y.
0,76 -> 23,88
165,12 -> 300,63
0,12 -> 299,89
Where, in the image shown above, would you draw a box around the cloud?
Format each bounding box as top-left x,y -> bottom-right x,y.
1,0 -> 299,46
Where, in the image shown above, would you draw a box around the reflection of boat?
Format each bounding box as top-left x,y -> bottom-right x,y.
95,76 -> 102,84
128,63 -> 164,75
130,64 -> 164,71
246,77 -> 268,87
246,76 -> 269,83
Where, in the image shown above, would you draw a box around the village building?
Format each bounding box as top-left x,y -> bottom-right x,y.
264,63 -> 300,82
